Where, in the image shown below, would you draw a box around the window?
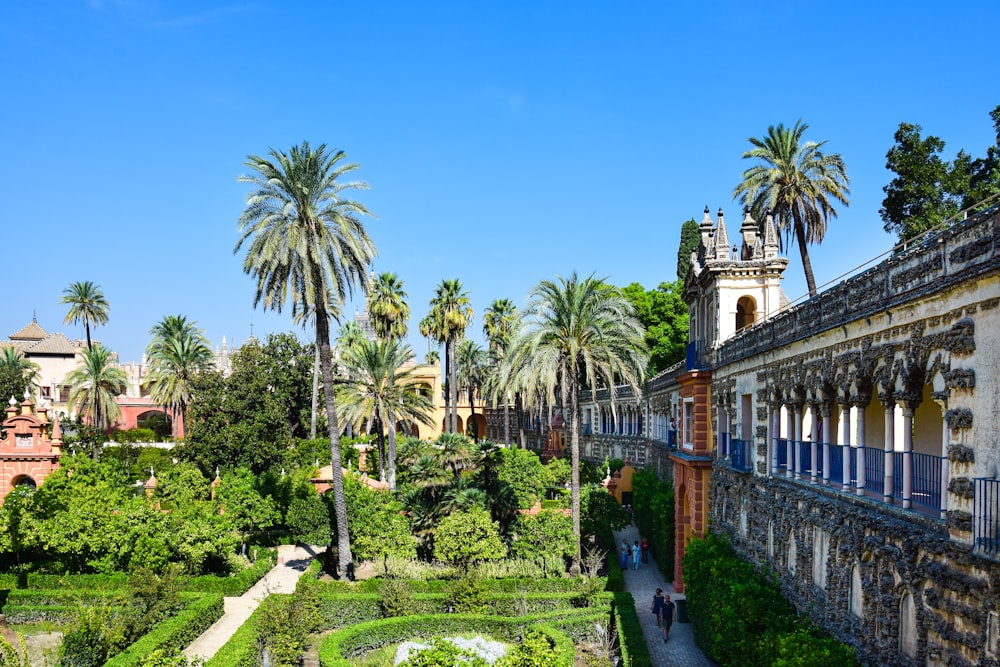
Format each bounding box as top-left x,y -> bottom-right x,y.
683,399 -> 694,449
736,295 -> 757,331
812,529 -> 829,590
849,564 -> 863,618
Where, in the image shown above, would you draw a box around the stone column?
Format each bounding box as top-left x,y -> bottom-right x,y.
786,405 -> 796,479
821,403 -> 832,485
839,403 -> 852,491
900,403 -> 914,510
717,404 -> 727,460
794,404 -> 804,480
883,400 -> 895,504
770,404 -> 781,475
810,404 -> 820,484
855,403 -> 867,497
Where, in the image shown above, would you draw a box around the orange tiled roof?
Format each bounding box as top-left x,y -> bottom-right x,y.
9,320 -> 48,342
25,333 -> 78,355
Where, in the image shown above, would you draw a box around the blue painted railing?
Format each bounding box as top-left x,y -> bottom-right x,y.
975,478 -> 1000,559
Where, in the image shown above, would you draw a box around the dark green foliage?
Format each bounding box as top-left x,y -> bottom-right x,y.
580,486 -> 629,540
881,105 -> 1000,242
448,573 -> 490,613
683,533 -> 856,667
496,447 -> 545,509
341,474 -> 416,563
612,592 -> 651,667
253,581 -> 322,667
103,593 -> 224,667
630,469 -> 674,576
378,578 -> 413,617
59,606 -> 113,667
677,218 -> 701,283
619,282 -> 688,374
402,637 -> 488,667
509,510 -> 574,565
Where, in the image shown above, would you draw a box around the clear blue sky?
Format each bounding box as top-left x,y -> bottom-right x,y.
3,1 -> 998,363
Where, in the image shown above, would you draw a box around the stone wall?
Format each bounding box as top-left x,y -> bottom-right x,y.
712,465 -> 998,667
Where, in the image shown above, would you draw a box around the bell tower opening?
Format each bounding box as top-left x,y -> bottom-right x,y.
736,295 -> 757,331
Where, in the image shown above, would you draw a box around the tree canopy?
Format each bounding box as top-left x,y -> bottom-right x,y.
620,281 -> 688,375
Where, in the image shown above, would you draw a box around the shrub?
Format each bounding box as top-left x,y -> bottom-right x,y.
496,629 -> 561,667
433,508 -> 506,569
379,578 -> 413,618
630,469 -> 674,576
448,574 -> 489,614
401,638 -> 489,667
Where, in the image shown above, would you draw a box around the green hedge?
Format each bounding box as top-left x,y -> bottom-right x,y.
15,573 -> 129,591
103,593 -> 224,667
350,577 -> 592,594
1,604 -> 86,624
612,592 -> 651,667
683,534 -> 857,667
631,468 -> 675,577
318,613 -> 582,667
203,595 -> 278,667
1,589 -> 125,624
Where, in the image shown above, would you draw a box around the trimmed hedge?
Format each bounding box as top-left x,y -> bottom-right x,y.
1,589 -> 126,624
104,592 -> 224,667
684,534 -> 857,667
203,595 -> 279,667
612,592 -> 651,667
183,551 -> 276,596
350,577 -> 594,594
318,612 -> 583,667
1,604 -> 85,624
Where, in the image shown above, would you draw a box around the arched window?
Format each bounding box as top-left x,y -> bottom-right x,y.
787,530 -> 797,574
849,564 -> 863,618
899,592 -> 918,657
812,529 -> 829,590
736,296 -> 757,331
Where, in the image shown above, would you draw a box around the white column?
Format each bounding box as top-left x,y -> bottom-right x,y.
901,404 -> 914,510
821,404 -> 832,485
883,401 -> 895,504
771,405 -> 780,475
840,403 -> 852,491
855,403 -> 867,497
786,406 -> 795,479
810,405 -> 820,483
940,408 -> 949,518
794,405 -> 803,480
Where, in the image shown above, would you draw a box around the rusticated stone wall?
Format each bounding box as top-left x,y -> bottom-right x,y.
712,466 -> 998,667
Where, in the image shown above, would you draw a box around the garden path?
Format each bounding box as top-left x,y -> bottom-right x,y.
613,525 -> 716,666
183,544 -> 319,663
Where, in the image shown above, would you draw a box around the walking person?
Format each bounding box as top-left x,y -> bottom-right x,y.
632,540 -> 641,570
662,594 -> 677,642
650,588 -> 665,627
640,536 -> 649,563
620,539 -> 630,571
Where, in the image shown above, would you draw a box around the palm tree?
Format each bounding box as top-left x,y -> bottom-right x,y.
66,343 -> 129,453
336,338 -> 433,489
503,272 -> 647,569
732,120 -> 851,297
0,347 -> 40,401
142,315 -> 214,441
424,349 -> 440,366
427,279 -> 472,434
235,141 -> 376,577
456,339 -> 487,441
368,272 -> 410,342
483,298 -> 519,445
60,281 -> 109,350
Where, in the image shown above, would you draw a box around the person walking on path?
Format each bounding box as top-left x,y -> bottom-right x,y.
620,539 -> 630,570
651,588 -> 665,627
632,540 -> 641,570
662,593 -> 677,642
641,536 -> 649,563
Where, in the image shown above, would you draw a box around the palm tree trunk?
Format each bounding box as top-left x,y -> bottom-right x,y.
443,345 -> 452,433
448,340 -> 458,434
310,342 -> 320,439
566,372 -> 581,573
316,305 -> 353,578
387,418 -> 397,489
796,221 -> 818,297
468,386 -> 477,441
503,392 -> 510,446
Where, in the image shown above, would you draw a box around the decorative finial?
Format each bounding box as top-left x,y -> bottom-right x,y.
9,396 -> 17,407
215,466 -> 220,479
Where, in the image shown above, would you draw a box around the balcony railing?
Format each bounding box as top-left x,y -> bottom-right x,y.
975,478 -> 1000,559
775,438 -> 788,470
864,447 -> 884,495
730,438 -> 752,473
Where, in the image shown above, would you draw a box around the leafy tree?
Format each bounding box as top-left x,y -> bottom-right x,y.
341,474 -> 416,562
621,281 -> 688,374
427,279 -> 472,433
143,315 -> 214,441
502,273 -> 647,568
0,347 -> 39,403
402,638 -> 488,667
496,447 -> 545,509
368,271 -> 410,342
215,468 -> 278,553
580,485 -> 629,540
60,281 -> 109,350
66,343 -> 128,438
496,630 -> 561,667
677,218 -> 700,282
0,485 -> 35,567
482,297 -> 519,445
236,141 -> 376,577
509,509 -> 574,563
881,106 -> 1000,242
733,120 -> 850,297
631,468 -> 675,575
433,506 -> 506,568
336,338 -> 433,488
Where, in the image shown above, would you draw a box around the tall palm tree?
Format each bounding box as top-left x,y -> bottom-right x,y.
0,347 -> 41,401
503,272 -> 647,569
483,298 -> 519,445
427,279 -> 472,434
235,141 -> 376,577
66,343 -> 129,454
60,281 -> 109,350
368,272 -> 410,342
142,315 -> 214,442
456,339 -> 487,441
733,120 -> 851,297
336,338 -> 433,489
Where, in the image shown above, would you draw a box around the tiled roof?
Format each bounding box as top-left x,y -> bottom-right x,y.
9,320 -> 48,341
25,333 -> 78,355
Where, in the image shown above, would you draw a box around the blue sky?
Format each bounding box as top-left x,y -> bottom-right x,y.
2,1 -> 998,363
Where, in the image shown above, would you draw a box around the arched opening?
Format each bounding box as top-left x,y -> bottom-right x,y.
899,591 -> 918,657
767,520 -> 775,559
11,475 -> 36,489
736,296 -> 757,331
812,528 -> 829,590
137,410 -> 172,440
849,563 -> 864,618
787,530 -> 797,574
466,414 -> 486,440
441,416 -> 465,435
